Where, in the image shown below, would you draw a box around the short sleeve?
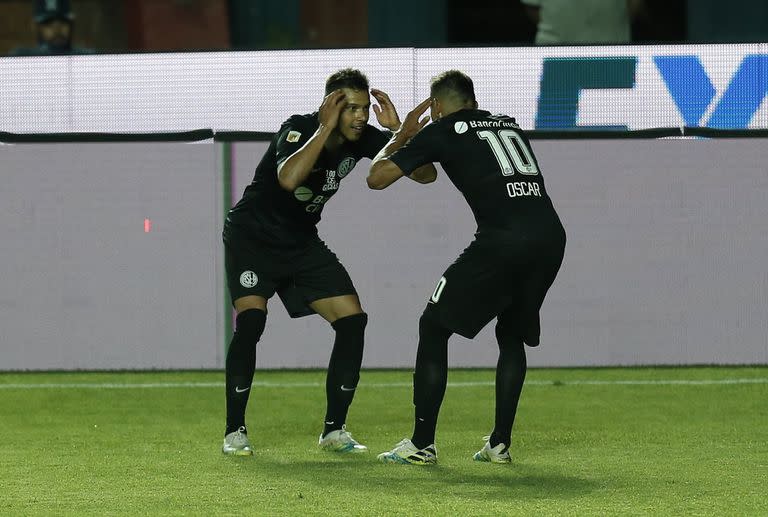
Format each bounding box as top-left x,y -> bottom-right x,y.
275,117 -> 314,166
388,124 -> 440,176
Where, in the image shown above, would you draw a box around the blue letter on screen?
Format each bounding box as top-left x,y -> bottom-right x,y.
655,54 -> 768,128
654,56 -> 716,127
708,54 -> 768,129
535,57 -> 636,130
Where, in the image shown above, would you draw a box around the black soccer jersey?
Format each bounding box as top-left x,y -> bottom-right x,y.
225,113 -> 389,248
389,109 -> 560,233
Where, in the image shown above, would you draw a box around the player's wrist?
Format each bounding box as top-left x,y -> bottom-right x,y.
316,123 -> 336,137
392,128 -> 414,145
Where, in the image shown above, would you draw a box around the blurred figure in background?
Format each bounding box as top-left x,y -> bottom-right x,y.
9,0 -> 94,56
523,0 -> 646,45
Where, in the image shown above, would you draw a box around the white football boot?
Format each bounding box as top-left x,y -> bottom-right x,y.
222,426 -> 254,456
377,438 -> 437,465
472,436 -> 511,463
318,425 -> 368,453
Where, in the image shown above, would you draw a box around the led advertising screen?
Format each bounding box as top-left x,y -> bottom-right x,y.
1,44 -> 766,133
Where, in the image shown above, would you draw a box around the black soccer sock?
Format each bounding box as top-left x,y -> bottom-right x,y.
490,322 -> 527,449
225,308 -> 267,436
323,313 -> 367,436
411,313 -> 452,450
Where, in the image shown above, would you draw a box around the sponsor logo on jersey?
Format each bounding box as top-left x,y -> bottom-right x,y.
239,271 -> 258,288
294,186 -> 313,201
305,193 -> 328,212
337,157 -> 356,178
454,121 -> 468,134
322,170 -> 339,192
469,119 -> 518,128
286,130 -> 302,143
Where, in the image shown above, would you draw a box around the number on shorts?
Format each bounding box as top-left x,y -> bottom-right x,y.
478,129 -> 539,176
430,276 -> 447,303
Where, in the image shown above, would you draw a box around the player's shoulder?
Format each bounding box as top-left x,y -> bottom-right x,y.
460,109 -> 519,125
277,112 -> 318,141
450,109 -> 524,135
428,109 -> 506,132
281,112 -> 318,130
488,112 -> 519,126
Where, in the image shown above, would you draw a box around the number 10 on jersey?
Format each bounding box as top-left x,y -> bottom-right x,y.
478,129 -> 539,176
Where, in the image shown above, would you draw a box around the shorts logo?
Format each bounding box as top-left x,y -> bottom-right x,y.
294,186 -> 313,201
454,121 -> 468,134
286,130 -> 302,143
337,157 -> 356,178
239,271 -> 258,288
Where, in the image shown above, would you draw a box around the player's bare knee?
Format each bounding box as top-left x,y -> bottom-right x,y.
234,295 -> 267,313
312,295 -> 363,322
331,312 -> 367,333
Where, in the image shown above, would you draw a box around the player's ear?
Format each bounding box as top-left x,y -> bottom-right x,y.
431,98 -> 442,120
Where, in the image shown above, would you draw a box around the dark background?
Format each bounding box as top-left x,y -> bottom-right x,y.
0,0 -> 765,55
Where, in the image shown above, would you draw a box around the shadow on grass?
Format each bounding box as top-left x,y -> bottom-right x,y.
236,452 -> 601,502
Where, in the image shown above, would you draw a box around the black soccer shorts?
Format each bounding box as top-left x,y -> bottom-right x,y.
225,236 -> 358,318
422,227 -> 565,341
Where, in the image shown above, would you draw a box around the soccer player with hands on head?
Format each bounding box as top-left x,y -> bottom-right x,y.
369,70 -> 566,465
221,68 -> 435,456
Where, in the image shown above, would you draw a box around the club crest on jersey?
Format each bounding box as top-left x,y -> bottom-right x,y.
239,271 -> 258,288
337,157 -> 356,178
286,130 -> 302,143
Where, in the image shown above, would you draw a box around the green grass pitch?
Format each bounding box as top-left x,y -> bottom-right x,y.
1,367 -> 766,516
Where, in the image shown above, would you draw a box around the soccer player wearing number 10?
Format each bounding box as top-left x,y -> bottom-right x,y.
368,71 -> 566,465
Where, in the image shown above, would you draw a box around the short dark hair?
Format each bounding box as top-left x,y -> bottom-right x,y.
325,68 -> 369,95
430,70 -> 476,104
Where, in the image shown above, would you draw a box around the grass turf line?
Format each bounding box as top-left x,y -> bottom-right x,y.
0,367 -> 765,516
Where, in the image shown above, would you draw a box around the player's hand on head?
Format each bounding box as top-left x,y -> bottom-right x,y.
318,89 -> 348,130
396,97 -> 431,141
371,88 -> 402,131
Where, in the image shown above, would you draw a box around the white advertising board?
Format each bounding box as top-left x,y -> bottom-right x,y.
1,44 -> 766,133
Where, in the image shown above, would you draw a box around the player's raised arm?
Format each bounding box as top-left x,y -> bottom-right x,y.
409,164 -> 439,185
277,90 -> 347,191
367,98 -> 436,189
